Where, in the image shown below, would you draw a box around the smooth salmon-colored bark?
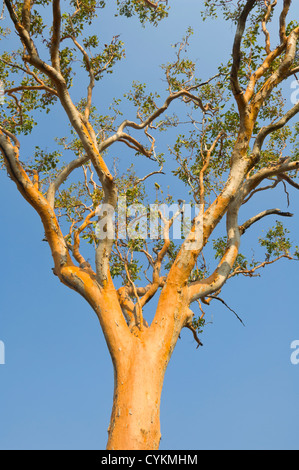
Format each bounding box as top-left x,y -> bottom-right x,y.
1,0 -> 299,450
107,342 -> 164,450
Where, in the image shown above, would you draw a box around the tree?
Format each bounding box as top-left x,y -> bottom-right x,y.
0,0 -> 299,450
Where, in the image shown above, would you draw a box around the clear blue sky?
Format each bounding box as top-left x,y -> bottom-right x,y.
0,0 -> 299,450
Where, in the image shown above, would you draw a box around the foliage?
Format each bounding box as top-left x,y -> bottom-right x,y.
0,0 -> 299,342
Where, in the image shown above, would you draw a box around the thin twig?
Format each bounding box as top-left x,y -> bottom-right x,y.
208,295 -> 245,326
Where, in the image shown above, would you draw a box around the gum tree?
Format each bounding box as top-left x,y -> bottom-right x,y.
0,0 -> 299,450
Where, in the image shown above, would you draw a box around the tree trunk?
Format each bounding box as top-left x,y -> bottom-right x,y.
106,340 -> 167,450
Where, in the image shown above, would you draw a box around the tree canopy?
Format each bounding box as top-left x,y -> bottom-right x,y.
0,0 -> 299,450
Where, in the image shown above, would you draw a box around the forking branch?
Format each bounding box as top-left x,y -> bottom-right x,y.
1,0 -> 299,345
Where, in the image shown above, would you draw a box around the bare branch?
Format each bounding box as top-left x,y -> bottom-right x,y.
252,99 -> 299,160
0,0 -> 5,19
287,66 -> 299,79
230,0 -> 256,114
0,129 -> 71,273
279,0 -> 292,44
117,286 -> 136,325
184,323 -> 203,348
279,173 -> 299,191
199,131 -> 225,206
244,42 -> 286,104
63,31 -> 95,121
47,154 -> 90,208
138,0 -> 164,9
207,295 -> 245,326
254,160 -> 299,182
231,254 -> 295,278
98,75 -> 220,162
114,243 -> 145,330
0,58 -> 58,96
21,0 -> 31,32
51,0 -> 62,71
117,77 -> 219,133
262,1 -> 277,55
251,26 -> 299,115
5,84 -> 58,96
5,0 -> 117,286
72,211 -> 96,271
239,208 -> 293,235
238,160 -> 299,214
188,200 -> 241,303
242,178 -> 280,204
136,167 -> 165,185
140,207 -> 182,309
0,125 -> 20,148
